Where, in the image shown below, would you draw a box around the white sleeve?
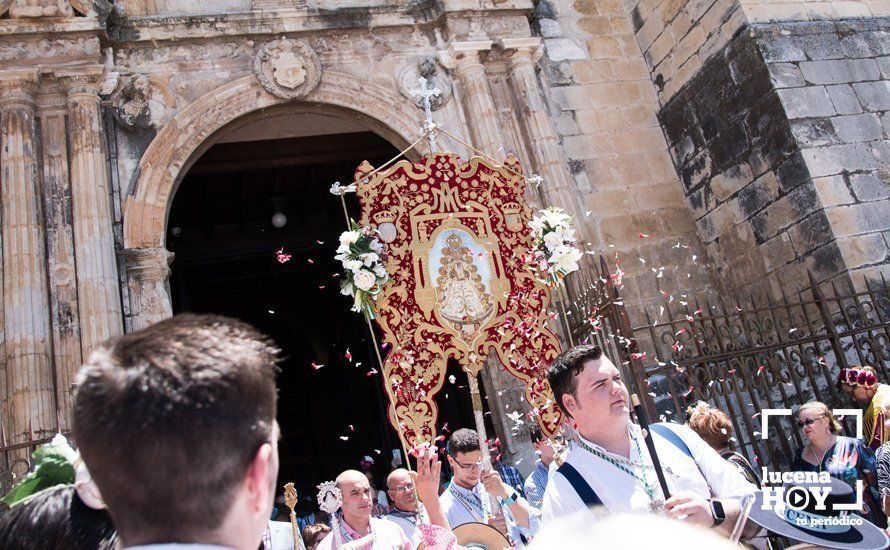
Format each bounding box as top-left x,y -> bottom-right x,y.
672,424 -> 757,499
541,470 -> 591,524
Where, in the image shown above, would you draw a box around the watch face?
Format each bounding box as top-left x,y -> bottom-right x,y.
712,500 -> 726,519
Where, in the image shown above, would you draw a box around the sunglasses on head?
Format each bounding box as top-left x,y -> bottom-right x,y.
796,417 -> 822,428
839,367 -> 877,389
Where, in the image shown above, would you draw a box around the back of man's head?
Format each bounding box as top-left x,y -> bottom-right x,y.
72,313 -> 280,544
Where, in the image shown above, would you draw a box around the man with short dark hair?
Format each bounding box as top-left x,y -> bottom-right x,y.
543,344 -> 757,539
523,426 -> 555,509
439,428 -> 532,544
72,314 -> 281,549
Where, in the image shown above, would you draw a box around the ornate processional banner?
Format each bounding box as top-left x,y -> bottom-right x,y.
355,153 -> 564,449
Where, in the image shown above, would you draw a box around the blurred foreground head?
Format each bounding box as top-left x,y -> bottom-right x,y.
72,314 -> 280,549
0,485 -> 117,550
530,512 -> 737,550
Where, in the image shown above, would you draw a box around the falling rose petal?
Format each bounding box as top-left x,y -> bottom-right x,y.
349,425 -> 355,431
275,247 -> 292,264
638,233 -> 650,238
316,240 -> 325,245
757,365 -> 767,375
268,309 -> 275,314
340,436 -> 349,441
448,375 -> 456,384
345,348 -> 353,362
311,362 -> 325,370
308,258 -> 315,265
630,352 -> 647,360
367,368 -> 378,376
318,285 -> 326,289
374,449 -> 381,454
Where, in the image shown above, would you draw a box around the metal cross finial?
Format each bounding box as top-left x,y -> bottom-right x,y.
409,76 -> 442,152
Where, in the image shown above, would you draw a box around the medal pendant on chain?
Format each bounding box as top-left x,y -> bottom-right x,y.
649,498 -> 665,513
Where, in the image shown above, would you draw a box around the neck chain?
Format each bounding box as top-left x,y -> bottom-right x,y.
576,431 -> 664,512
809,435 -> 838,471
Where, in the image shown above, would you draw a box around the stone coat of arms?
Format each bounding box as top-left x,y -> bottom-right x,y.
253,39 -> 321,99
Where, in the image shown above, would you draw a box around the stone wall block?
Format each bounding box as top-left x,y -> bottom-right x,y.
853,81 -> 890,111
826,84 -> 865,115
799,58 -> 881,85
801,142 -> 878,177
738,170 -> 780,218
836,233 -> 889,268
850,171 -> 890,201
831,113 -> 885,142
813,175 -> 856,207
768,63 -> 806,88
787,209 -> 834,256
777,86 -> 837,119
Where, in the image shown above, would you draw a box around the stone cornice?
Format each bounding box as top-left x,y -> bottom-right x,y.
0,17 -> 104,37
0,69 -> 40,106
109,3 -> 532,44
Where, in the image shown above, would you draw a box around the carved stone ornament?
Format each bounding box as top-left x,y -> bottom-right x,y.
253,39 -> 321,100
398,58 -> 452,112
112,74 -> 153,130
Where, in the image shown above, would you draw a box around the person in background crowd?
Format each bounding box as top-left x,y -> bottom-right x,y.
687,401 -> 760,487
440,428 -> 533,544
301,524 -> 331,550
72,314 -> 281,550
383,468 -> 427,547
524,426 -> 555,509
542,345 -> 758,541
316,470 -> 410,549
791,401 -> 885,527
874,402 -> 890,516
0,485 -> 118,550
838,365 -> 890,449
490,443 -> 526,498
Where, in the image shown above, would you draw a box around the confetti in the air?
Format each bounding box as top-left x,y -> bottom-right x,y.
275,248 -> 292,263
311,362 -> 325,370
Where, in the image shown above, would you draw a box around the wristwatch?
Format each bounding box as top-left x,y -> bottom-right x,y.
710,499 -> 726,527
503,490 -> 520,506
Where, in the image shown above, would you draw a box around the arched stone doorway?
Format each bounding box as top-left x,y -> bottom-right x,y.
120,74 -> 485,500
121,72 -> 425,331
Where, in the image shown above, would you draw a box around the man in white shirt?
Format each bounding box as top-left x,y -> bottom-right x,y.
541,345 -> 758,539
382,469 -> 427,547
439,429 -> 533,545
523,426 -> 555,510
316,470 -> 410,550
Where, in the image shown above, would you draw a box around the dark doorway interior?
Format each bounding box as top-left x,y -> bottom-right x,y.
167,129 -> 485,500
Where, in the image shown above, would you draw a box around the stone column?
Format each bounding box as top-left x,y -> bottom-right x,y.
0,71 -> 56,442
41,108 -> 82,431
439,41 -> 505,158
123,247 -> 174,331
58,67 -> 123,358
502,39 -> 589,232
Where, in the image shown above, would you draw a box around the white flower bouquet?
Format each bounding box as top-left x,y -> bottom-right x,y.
529,207 -> 582,287
336,221 -> 389,317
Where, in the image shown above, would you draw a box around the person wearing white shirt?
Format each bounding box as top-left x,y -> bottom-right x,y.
439,429 -> 534,545
382,468 -> 428,548
541,345 -> 759,540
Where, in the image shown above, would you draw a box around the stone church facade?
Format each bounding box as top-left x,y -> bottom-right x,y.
0,0 -> 887,464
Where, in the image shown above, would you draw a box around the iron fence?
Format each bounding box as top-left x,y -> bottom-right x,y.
568,257 -> 890,472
